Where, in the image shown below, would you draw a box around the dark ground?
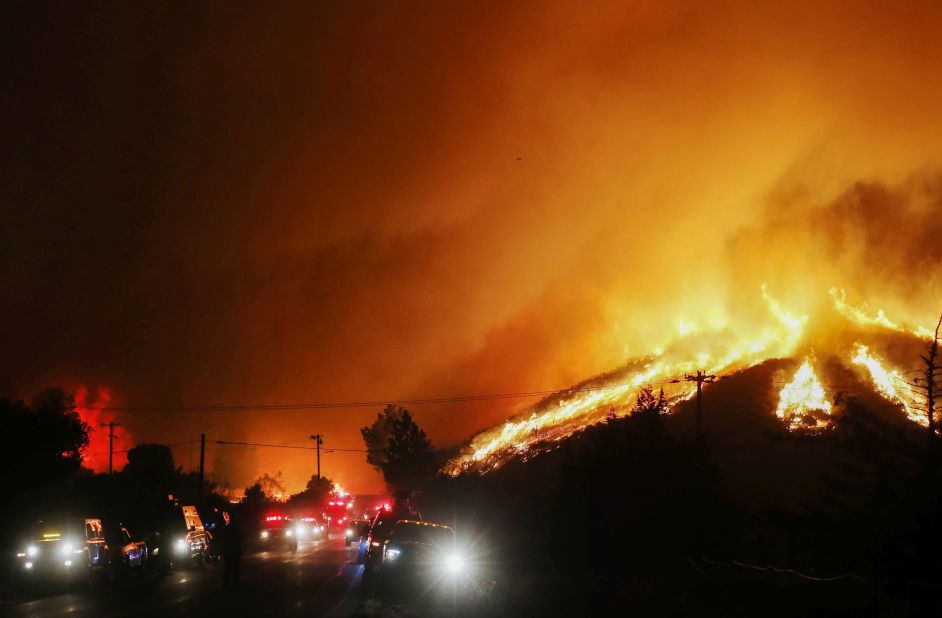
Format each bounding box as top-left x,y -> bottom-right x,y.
0,538 -> 364,618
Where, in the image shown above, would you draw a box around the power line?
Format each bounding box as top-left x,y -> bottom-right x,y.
215,439 -> 367,452
98,379 -> 685,414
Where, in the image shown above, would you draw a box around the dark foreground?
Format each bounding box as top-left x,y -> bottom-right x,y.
0,539 -> 366,618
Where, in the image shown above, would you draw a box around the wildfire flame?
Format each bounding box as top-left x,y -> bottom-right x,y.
775,359 -> 832,431
830,288 -> 933,340
444,286 -> 935,476
75,386 -> 132,472
850,343 -> 923,425
444,285 -> 807,475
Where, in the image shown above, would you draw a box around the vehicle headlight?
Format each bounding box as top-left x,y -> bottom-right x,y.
61,542 -> 74,556
385,548 -> 400,560
260,530 -> 269,539
345,529 -> 353,537
446,554 -> 464,573
175,538 -> 187,553
285,529 -> 293,537
64,559 -> 73,567
27,545 -> 38,557
24,561 -> 33,569
294,526 -> 306,538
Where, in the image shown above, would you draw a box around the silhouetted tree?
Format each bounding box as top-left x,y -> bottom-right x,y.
1,388 -> 89,496
362,406 -> 435,491
287,475 -> 335,511
361,404 -> 405,470
123,443 -> 178,495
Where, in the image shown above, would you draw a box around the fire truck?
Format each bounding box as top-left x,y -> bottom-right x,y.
322,497 -> 355,538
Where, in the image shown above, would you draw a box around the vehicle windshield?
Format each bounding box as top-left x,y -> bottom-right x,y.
389,523 -> 454,547
26,521 -> 83,543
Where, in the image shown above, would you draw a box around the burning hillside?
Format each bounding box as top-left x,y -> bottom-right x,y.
444,288 -> 937,475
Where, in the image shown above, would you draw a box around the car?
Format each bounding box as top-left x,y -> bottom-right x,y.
380,520 -> 462,578
148,505 -> 211,572
15,517 -> 147,583
101,521 -> 148,573
293,515 -> 325,543
15,518 -> 104,580
258,514 -> 297,551
345,518 -> 370,548
363,507 -> 402,570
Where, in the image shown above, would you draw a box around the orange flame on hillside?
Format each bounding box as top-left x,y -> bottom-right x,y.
850,343 -> 924,425
830,288 -> 934,340
775,359 -> 832,431
444,286 -> 809,475
445,286 -> 936,476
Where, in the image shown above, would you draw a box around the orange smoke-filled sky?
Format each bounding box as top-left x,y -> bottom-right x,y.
3,1 -> 942,493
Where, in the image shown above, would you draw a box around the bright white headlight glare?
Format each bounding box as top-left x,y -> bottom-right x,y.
27,545 -> 39,557
61,541 -> 75,555
294,526 -> 306,538
25,561 -> 33,569
64,560 -> 73,567
260,530 -> 269,539
385,548 -> 400,560
175,538 -> 187,553
345,529 -> 353,537
285,529 -> 293,537
446,554 -> 464,573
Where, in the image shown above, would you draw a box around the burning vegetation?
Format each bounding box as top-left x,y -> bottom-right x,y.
445,288 -> 939,475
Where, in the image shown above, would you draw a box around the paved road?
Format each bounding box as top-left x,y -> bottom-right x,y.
0,538 -> 365,618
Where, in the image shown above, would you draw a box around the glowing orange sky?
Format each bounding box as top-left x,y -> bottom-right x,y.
3,1 -> 942,494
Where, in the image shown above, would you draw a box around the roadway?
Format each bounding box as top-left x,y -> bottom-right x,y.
0,538 -> 366,618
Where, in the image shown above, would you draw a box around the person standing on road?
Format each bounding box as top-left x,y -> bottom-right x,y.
222,513 -> 244,588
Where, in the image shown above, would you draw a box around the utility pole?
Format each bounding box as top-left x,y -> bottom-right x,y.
310,434 -> 323,480
198,433 -> 206,501
682,371 -> 719,439
100,421 -> 121,474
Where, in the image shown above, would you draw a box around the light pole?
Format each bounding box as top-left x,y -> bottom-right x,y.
310,434 -> 323,480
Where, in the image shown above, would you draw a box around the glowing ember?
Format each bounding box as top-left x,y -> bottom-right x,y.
775,359 -> 831,431
850,343 -> 923,425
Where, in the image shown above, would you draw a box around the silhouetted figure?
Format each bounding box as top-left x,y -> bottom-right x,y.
221,514 -> 243,588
